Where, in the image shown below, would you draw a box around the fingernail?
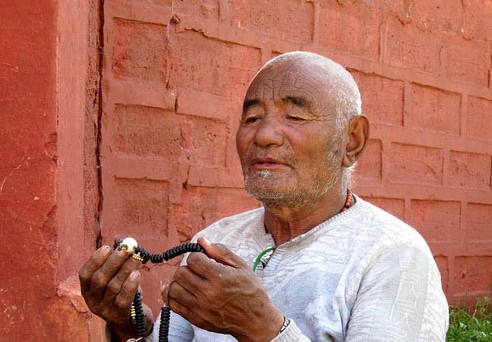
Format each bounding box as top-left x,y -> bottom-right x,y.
130,270 -> 140,280
100,245 -> 111,255
202,237 -> 210,244
116,249 -> 127,256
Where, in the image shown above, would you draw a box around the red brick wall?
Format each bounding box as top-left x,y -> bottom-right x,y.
2,0 -> 491,339
346,1 -> 492,306
0,0 -> 58,337
0,0 -> 106,339
99,1 -> 492,315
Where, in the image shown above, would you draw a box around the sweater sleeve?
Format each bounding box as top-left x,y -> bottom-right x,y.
270,319 -> 312,342
104,324 -> 156,342
150,312 -> 313,342
149,310 -> 194,341
344,243 -> 448,342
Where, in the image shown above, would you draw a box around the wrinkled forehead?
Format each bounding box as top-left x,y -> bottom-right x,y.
245,61 -> 327,102
245,56 -> 361,116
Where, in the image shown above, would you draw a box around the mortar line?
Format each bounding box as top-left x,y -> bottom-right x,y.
95,0 -> 105,248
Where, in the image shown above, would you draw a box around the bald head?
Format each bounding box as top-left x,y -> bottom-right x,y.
252,51 -> 362,126
239,52 -> 369,200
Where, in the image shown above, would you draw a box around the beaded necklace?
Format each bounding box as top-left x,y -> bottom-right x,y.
252,188 -> 353,272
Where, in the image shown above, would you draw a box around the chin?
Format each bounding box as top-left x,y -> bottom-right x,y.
245,186 -> 307,208
256,195 -> 308,208
246,182 -> 293,197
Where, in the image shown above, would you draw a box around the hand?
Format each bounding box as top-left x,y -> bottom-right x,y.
164,238 -> 284,342
79,246 -> 153,340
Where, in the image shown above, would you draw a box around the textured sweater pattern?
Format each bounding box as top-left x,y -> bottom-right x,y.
148,195 -> 448,341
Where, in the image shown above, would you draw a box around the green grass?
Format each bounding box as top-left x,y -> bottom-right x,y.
447,297 -> 492,342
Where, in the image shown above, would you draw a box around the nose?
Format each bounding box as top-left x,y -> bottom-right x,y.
253,114 -> 284,147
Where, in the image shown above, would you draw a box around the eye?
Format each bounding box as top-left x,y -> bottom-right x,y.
285,108 -> 311,122
287,114 -> 306,121
241,105 -> 264,124
241,114 -> 261,124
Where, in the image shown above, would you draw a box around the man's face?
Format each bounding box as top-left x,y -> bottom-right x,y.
236,61 -> 345,208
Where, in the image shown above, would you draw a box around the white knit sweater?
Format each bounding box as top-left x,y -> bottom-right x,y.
148,195 -> 449,341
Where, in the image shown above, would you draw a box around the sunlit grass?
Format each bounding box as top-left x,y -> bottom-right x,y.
447,297 -> 492,342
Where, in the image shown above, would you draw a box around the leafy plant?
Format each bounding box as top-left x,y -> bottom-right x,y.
447,297 -> 492,342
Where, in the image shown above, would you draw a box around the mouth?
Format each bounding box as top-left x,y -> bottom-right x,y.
250,157 -> 290,170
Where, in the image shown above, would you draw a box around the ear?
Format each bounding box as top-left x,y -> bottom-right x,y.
342,115 -> 369,167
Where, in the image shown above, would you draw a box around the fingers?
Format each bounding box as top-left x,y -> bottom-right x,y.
161,283 -> 169,306
104,254 -> 141,300
79,244 -> 142,315
173,266 -> 207,295
197,237 -> 247,268
79,244 -> 153,335
79,245 -> 112,293
90,249 -> 137,298
167,280 -> 199,316
164,266 -> 205,317
114,270 -> 140,310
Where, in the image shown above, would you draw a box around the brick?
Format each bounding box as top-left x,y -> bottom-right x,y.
350,71 -> 404,126
170,30 -> 261,97
409,200 -> 460,242
467,96 -> 492,141
110,80 -> 177,110
466,203 -> 492,241
363,0 -> 407,14
226,117 -> 244,182
177,89 -> 241,121
434,256 -> 449,293
173,186 -> 258,241
229,0 -> 314,43
172,186 -> 210,242
388,143 -> 443,185
175,0 -> 218,20
407,84 -> 461,135
454,256 -> 492,294
180,116 -> 228,167
383,17 -> 442,75
354,139 -> 382,181
188,163 -> 244,189
112,178 -> 170,237
175,0 -> 314,44
319,3 -> 380,60
107,0 -> 172,24
186,165 -> 220,187
445,37 -> 490,88
172,0 -> 220,34
362,196 -> 405,220
462,0 -> 492,42
447,151 -> 491,189
214,188 -> 260,217
112,104 -> 183,159
409,0 -> 463,33
112,18 -> 168,82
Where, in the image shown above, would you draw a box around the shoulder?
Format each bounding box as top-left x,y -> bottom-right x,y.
350,195 -> 430,251
192,207 -> 265,243
333,195 -> 436,272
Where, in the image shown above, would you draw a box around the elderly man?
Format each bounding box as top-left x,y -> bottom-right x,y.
80,51 -> 449,341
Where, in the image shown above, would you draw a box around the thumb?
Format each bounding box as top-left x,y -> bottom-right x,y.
197,237 -> 248,269
161,282 -> 169,306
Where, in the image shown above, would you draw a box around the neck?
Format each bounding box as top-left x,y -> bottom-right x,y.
263,188 -> 352,245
